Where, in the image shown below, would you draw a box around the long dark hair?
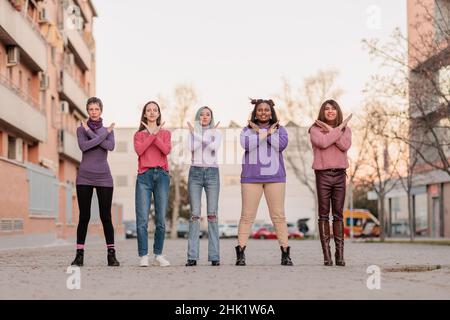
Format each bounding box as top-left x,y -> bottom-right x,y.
317,99 -> 343,127
138,101 -> 161,131
247,98 -> 279,128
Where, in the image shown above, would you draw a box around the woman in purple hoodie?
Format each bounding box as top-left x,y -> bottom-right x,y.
70,97 -> 120,267
235,99 -> 292,266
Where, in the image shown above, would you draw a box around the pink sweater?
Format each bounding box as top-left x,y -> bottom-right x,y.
134,129 -> 172,174
309,125 -> 352,170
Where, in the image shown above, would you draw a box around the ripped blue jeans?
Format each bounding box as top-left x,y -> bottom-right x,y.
187,166 -> 220,261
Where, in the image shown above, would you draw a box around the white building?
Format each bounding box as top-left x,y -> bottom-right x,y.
108,122 -> 317,233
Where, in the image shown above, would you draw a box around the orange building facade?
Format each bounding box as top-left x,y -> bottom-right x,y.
0,0 -> 123,245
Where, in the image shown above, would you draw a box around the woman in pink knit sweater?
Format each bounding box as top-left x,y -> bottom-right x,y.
309,99 -> 352,267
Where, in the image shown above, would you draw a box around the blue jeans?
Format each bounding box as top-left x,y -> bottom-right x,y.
187,166 -> 220,261
135,167 -> 170,256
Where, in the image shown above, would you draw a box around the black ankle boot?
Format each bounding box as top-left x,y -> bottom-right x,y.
235,245 -> 246,266
281,246 -> 293,266
107,248 -> 120,267
185,259 -> 197,266
211,261 -> 220,266
71,249 -> 84,266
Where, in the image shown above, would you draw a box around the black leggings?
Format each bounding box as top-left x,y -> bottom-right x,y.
76,185 -> 115,245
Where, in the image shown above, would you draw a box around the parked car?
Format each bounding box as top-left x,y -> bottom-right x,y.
252,224 -> 304,239
287,223 -> 304,239
252,225 -> 277,239
250,222 -> 265,235
177,221 -> 207,239
219,224 -> 238,238
123,220 -> 137,239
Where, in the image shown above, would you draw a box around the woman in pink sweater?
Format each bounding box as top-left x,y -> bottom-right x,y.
309,99 -> 352,267
134,101 -> 172,267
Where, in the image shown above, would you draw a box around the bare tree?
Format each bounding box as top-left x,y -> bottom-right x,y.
161,84 -> 197,239
277,70 -> 343,238
362,0 -> 450,177
357,101 -> 405,241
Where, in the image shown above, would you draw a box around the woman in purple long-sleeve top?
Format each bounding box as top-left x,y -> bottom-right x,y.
70,97 -> 120,267
235,98 -> 293,266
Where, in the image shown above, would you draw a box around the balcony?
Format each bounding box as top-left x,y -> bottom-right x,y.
0,0 -> 47,72
59,70 -> 88,117
0,74 -> 46,142
58,129 -> 81,163
66,29 -> 91,71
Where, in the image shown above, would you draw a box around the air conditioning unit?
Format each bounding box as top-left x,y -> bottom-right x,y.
60,101 -> 70,114
39,72 -> 49,91
6,47 -> 19,66
38,8 -> 50,23
40,157 -> 55,170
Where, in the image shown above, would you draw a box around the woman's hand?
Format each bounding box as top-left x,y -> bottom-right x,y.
248,120 -> 260,133
268,121 -> 280,135
81,120 -> 89,131
141,121 -> 153,134
187,121 -> 194,133
153,121 -> 165,135
338,113 -> 353,130
107,123 -> 115,133
315,120 -> 333,132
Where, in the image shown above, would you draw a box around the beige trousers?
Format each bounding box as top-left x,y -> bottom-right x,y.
238,183 -> 289,248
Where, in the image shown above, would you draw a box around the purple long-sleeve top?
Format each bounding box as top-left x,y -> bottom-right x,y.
240,124 -> 288,183
76,125 -> 114,187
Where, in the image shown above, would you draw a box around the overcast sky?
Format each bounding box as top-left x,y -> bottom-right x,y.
92,0 -> 406,128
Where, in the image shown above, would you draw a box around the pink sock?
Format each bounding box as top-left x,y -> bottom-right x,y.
76,244 -> 85,250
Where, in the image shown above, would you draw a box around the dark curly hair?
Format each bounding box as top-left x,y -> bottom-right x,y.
248,98 -> 279,128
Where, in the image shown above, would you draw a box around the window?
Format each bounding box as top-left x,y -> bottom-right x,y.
414,193 -> 428,236
27,77 -> 31,96
346,218 -> 363,227
116,141 -> 128,152
51,96 -> 57,128
116,175 -> 128,187
435,0 -> 450,43
7,136 -> 23,161
7,136 -> 16,160
51,47 -> 56,65
438,65 -> 450,103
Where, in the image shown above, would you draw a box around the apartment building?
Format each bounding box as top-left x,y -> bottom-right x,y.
384,0 -> 450,237
0,0 -> 123,244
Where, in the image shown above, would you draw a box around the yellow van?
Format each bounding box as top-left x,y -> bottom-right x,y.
343,209 -> 380,238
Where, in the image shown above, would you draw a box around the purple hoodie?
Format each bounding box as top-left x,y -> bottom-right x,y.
240,125 -> 288,183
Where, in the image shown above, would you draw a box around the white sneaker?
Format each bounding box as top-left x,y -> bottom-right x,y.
153,254 -> 170,267
139,255 -> 149,267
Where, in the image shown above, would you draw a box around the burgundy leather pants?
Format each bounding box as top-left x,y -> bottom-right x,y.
315,169 -> 346,222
